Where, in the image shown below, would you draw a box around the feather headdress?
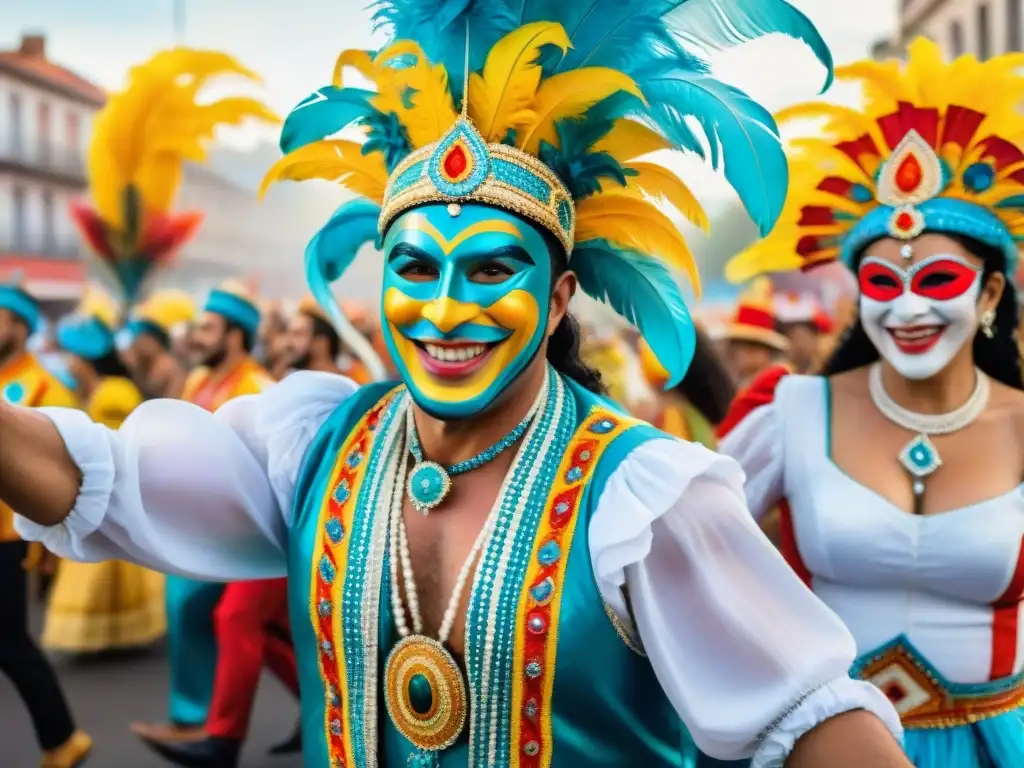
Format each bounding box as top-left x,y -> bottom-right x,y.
72,49 -> 279,305
261,0 -> 833,387
727,38 -> 1024,283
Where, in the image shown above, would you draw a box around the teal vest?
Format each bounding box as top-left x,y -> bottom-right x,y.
287,375 -> 690,767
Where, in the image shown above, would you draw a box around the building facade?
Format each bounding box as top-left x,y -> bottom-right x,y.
0,33 -> 104,308
894,0 -> 1024,58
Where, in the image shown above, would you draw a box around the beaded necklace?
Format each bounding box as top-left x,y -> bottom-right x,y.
405,399 -> 535,515
383,374 -> 551,765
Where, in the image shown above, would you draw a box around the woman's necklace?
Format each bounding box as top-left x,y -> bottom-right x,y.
868,362 -> 990,514
384,377 -> 550,761
405,401 -> 536,515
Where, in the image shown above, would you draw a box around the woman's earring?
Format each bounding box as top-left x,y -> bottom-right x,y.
980,308 -> 996,339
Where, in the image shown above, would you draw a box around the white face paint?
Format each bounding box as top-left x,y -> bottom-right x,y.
858,254 -> 983,380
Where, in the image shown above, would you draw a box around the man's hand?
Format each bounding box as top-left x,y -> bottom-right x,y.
787,710 -> 910,767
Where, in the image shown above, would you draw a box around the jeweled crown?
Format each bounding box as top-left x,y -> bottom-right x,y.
378,117 -> 576,253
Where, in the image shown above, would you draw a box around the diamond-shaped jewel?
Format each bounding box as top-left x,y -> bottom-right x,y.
325,516 -> 344,544
332,479 -> 351,505
898,434 -> 942,478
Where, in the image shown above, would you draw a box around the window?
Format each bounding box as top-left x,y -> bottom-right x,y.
1010,0 -> 1023,51
8,93 -> 22,154
37,101 -> 51,164
951,20 -> 965,56
12,185 -> 26,250
978,3 -> 991,59
66,111 -> 80,151
42,190 -> 55,251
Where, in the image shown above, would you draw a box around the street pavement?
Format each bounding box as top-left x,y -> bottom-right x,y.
2,606 -> 302,768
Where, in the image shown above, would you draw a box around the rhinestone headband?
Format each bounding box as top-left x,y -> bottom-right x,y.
377,117 -> 576,254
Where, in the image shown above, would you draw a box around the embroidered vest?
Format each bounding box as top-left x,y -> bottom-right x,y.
288,375 -> 687,767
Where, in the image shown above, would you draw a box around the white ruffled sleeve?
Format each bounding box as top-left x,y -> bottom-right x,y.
589,438 -> 902,766
14,371 -> 358,581
718,402 -> 784,522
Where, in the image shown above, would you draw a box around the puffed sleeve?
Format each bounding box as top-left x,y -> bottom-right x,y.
15,371 -> 359,581
718,404 -> 783,522
589,438 -> 902,767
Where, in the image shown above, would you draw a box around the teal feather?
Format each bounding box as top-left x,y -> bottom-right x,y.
639,67 -> 786,234
572,240 -> 695,387
667,0 -> 833,91
362,112 -> 413,172
280,86 -> 377,154
370,0 -> 518,98
538,119 -> 632,199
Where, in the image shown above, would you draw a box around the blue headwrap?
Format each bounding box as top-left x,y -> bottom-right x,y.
0,284 -> 41,334
57,315 -> 116,361
204,289 -> 261,337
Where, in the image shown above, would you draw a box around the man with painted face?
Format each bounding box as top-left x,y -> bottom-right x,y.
721,39 -> 1024,767
0,4 -> 910,768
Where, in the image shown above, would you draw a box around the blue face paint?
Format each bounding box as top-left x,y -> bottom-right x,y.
380,203 -> 553,419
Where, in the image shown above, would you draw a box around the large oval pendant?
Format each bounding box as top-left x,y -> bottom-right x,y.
384,635 -> 467,752
406,461 -> 452,515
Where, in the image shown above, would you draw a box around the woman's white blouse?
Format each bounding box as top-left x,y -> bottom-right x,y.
721,374 -> 1024,684
15,371 -> 901,765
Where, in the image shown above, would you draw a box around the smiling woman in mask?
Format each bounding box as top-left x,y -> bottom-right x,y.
721,38 -> 1024,768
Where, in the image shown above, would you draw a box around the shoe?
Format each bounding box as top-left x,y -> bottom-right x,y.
41,730 -> 92,768
267,722 -> 301,755
140,735 -> 241,768
129,722 -> 206,743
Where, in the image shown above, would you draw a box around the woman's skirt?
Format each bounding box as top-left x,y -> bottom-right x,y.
42,559 -> 166,654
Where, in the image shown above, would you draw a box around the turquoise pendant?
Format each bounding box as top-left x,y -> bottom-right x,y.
898,433 -> 942,498
408,750 -> 441,768
407,461 -> 452,515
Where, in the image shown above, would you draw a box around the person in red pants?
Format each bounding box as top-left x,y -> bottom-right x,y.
142,578 -> 300,768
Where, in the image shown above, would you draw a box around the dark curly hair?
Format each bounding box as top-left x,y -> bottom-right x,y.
821,232 -> 1023,390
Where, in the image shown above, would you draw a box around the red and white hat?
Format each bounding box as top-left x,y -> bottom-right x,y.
724,278 -> 789,352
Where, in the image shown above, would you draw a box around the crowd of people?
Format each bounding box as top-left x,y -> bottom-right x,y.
2,2 -> 1024,767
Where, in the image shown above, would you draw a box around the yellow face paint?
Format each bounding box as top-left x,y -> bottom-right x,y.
380,204 -> 553,418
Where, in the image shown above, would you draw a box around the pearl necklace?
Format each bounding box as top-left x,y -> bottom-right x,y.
383,376 -> 549,758
867,362 -> 990,513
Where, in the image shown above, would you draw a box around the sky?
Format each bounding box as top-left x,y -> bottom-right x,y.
0,0 -> 899,203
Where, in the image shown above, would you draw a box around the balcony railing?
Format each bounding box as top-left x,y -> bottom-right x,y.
0,137 -> 86,180
0,234 -> 83,261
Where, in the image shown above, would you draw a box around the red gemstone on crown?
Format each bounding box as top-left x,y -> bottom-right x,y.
444,144 -> 468,178
895,154 -> 923,193
895,211 -> 915,231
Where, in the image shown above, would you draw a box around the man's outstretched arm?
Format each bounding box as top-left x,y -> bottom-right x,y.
0,402 -> 80,527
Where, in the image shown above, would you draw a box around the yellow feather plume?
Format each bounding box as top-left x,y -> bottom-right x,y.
517,69 -> 645,154
87,48 -> 279,229
592,119 -> 673,162
259,139 -> 388,202
576,192 -> 701,295
333,49 -> 377,87
623,162 -> 709,232
467,22 -> 570,143
396,59 -> 458,147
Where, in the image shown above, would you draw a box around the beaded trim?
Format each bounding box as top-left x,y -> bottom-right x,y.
467,369 -> 572,767
308,388 -> 400,767
851,635 -> 1024,729
510,408 -> 634,767
601,595 -> 646,658
379,129 -> 576,254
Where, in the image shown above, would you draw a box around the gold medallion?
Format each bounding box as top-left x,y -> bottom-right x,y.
384,635 -> 467,752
